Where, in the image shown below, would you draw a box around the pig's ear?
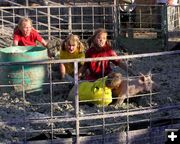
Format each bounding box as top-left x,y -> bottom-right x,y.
147,71 -> 151,75
147,71 -> 152,78
140,72 -> 145,77
139,75 -> 145,83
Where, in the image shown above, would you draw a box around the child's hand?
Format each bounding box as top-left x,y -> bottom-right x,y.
78,72 -> 83,79
123,52 -> 129,55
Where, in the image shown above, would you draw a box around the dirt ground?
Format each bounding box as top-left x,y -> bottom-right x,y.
0,27 -> 179,143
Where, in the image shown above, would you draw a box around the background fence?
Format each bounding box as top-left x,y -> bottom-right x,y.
0,1 -> 180,143
0,1 -> 180,52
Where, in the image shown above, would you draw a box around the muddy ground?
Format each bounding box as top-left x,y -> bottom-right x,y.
0,28 -> 179,143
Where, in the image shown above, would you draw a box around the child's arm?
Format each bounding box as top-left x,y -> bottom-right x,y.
111,49 -> 135,76
13,31 -> 19,46
41,38 -> 48,47
13,40 -> 19,46
59,63 -> 66,79
118,62 -> 135,76
78,64 -> 87,79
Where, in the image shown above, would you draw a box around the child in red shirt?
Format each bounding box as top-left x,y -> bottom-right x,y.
79,28 -> 134,80
13,17 -> 47,47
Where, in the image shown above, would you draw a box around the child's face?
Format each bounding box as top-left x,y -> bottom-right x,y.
95,32 -> 107,48
20,21 -> 32,37
65,40 -> 78,54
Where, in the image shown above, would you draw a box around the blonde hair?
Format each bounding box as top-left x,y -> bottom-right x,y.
18,17 -> 33,29
62,34 -> 85,53
13,17 -> 33,33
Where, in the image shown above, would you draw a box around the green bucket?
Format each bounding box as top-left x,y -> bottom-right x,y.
0,46 -> 48,92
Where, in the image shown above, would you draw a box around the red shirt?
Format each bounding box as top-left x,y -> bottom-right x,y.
13,29 -> 43,46
85,44 -> 120,80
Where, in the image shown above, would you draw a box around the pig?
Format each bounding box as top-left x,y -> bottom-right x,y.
105,72 -> 158,105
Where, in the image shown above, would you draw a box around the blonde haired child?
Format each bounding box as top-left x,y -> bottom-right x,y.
59,34 -> 86,79
13,17 -> 47,47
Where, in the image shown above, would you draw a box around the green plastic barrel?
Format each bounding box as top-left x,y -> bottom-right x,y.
0,46 -> 48,92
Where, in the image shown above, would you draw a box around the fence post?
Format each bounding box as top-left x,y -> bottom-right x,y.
163,5 -> 168,50
74,61 -> 80,144
47,6 -> 51,40
68,6 -> 72,33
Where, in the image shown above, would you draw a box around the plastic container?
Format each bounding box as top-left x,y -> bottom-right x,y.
0,46 -> 48,92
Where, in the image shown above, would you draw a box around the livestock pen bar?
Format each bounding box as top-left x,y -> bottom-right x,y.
0,50 -> 179,143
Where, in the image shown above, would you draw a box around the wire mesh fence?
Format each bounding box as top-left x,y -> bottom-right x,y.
0,50 -> 179,143
0,1 -> 180,143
